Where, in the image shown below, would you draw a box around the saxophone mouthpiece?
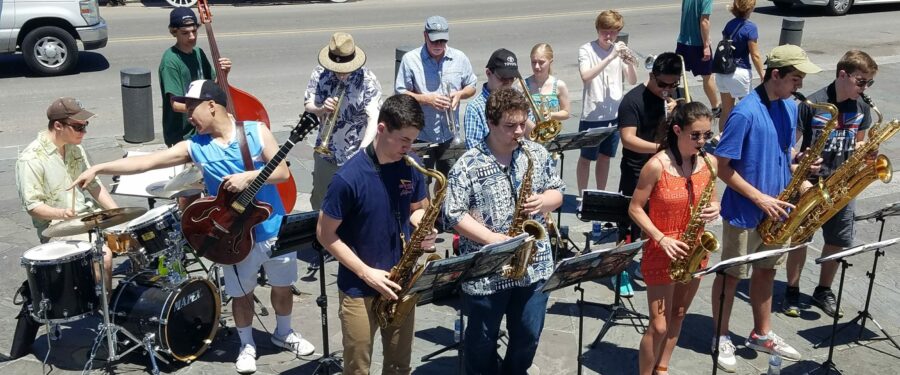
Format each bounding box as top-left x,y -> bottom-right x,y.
791,92 -> 809,102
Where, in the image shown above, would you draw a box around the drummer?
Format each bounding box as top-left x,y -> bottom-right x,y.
15,97 -> 118,291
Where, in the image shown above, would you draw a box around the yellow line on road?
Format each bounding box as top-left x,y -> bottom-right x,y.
109,1 -> 714,44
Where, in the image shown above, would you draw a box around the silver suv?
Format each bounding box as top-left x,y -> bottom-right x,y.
0,0 -> 108,76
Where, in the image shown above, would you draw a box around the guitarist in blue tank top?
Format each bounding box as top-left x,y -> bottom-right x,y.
71,80 -> 318,374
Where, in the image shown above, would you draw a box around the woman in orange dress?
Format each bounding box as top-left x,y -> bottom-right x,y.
629,102 -> 720,375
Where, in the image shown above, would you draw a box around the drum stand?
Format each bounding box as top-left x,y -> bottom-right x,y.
86,227 -> 168,375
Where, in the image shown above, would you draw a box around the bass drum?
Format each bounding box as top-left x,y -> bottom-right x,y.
110,272 -> 221,362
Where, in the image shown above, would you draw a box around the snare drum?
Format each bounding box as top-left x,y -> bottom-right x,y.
128,204 -> 182,257
111,272 -> 220,362
21,241 -> 99,324
104,222 -> 136,255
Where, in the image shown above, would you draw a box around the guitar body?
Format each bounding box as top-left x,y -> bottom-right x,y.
181,184 -> 273,265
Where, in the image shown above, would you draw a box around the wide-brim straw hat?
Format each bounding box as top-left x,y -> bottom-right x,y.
318,32 -> 366,74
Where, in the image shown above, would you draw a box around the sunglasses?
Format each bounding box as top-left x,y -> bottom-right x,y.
853,76 -> 875,88
655,78 -> 680,89
65,121 -> 89,133
689,130 -> 714,141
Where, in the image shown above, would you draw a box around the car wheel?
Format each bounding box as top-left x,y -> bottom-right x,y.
773,1 -> 793,10
166,0 -> 198,7
22,26 -> 79,76
826,0 -> 852,15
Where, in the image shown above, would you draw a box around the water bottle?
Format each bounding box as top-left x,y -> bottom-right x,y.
157,255 -> 169,276
592,222 -> 602,240
767,354 -> 782,375
453,318 -> 462,343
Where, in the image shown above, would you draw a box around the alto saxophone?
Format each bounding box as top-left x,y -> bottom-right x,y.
669,151 -> 720,284
372,155 -> 445,330
779,93 -> 899,243
501,141 -> 547,280
758,92 -> 839,245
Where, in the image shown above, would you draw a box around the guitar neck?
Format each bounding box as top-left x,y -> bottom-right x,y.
235,138 -> 297,207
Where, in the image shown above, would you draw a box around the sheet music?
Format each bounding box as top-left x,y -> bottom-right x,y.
698,243 -> 805,276
817,237 -> 900,263
110,151 -> 186,198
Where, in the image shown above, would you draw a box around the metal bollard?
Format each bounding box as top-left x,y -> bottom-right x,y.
394,46 -> 416,93
120,68 -> 154,143
779,18 -> 804,46
617,32 -> 629,45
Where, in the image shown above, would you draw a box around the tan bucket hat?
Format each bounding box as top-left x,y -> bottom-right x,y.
318,32 -> 366,74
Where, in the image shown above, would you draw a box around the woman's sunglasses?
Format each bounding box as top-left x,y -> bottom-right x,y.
690,130 -> 714,141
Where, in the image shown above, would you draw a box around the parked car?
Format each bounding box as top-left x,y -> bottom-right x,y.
0,0 -> 108,76
771,0 -> 900,16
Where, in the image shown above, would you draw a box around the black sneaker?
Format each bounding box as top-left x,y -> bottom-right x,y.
781,291 -> 801,318
811,288 -> 844,318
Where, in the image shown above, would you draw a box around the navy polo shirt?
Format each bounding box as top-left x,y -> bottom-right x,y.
321,146 -> 427,297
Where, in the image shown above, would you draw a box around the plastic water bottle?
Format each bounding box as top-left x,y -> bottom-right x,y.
767,354 -> 782,375
592,222 -> 602,240
453,318 -> 462,343
157,255 -> 169,276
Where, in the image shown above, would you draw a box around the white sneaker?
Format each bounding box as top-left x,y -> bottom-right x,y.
271,330 -> 315,356
712,336 -> 737,373
235,344 -> 257,374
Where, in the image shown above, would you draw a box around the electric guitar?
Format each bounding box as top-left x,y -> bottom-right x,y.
181,112 -> 319,265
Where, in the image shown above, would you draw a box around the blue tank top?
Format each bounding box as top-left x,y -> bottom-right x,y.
188,121 -> 285,242
526,76 -> 560,112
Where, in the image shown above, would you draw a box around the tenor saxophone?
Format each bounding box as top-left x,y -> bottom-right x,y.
500,141 -> 547,280
779,93 -> 899,243
372,155 -> 445,330
758,92 -> 839,245
669,151 -> 720,284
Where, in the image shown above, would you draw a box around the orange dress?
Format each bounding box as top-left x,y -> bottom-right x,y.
641,158 -> 712,286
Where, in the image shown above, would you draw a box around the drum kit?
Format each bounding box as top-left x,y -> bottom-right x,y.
19,167 -> 220,374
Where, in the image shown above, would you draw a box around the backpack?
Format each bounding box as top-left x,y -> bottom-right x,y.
712,20 -> 745,75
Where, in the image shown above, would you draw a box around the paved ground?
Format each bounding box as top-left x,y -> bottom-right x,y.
2,24 -> 900,375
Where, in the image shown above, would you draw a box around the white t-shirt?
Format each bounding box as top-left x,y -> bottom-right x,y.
578,40 -> 625,122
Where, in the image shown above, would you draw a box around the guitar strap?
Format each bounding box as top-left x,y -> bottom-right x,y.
235,121 -> 256,171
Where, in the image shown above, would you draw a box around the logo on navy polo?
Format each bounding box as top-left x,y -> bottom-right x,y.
399,179 -> 414,196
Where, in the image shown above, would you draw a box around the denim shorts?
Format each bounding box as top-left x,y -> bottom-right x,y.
578,120 -> 619,160
676,43 -> 713,76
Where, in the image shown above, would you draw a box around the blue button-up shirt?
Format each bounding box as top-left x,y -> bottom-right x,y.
395,45 -> 477,144
463,84 -> 491,150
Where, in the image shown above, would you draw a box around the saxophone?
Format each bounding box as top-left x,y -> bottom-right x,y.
669,151 -> 720,284
373,155 -> 445,330
779,93 -> 899,243
500,141 -> 547,280
758,92 -> 839,245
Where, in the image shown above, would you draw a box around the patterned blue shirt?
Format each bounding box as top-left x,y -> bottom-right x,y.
395,45 -> 477,144
463,84 -> 491,150
304,66 -> 382,166
442,139 -> 565,295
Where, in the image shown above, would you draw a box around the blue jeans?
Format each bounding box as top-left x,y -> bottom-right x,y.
462,280 -> 549,375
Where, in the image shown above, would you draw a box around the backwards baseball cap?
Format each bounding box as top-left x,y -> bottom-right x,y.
47,97 -> 95,121
172,80 -> 228,107
766,44 -> 822,74
425,16 -> 449,42
169,7 -> 198,28
486,48 -> 520,79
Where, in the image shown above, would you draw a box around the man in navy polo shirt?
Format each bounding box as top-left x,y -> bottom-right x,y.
317,94 -> 437,375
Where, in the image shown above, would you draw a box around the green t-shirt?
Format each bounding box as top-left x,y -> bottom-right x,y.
158,46 -> 215,146
677,0 -> 713,46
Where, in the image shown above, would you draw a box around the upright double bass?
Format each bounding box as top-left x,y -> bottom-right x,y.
196,0 -> 298,212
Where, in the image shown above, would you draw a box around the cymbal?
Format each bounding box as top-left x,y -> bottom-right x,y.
146,181 -> 203,199
164,164 -> 204,192
42,207 -> 147,238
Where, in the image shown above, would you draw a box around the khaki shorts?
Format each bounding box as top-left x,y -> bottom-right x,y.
721,221 -> 787,279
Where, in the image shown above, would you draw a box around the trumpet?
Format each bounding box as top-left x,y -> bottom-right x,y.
314,84 -> 346,156
441,81 -> 463,145
618,42 -> 656,70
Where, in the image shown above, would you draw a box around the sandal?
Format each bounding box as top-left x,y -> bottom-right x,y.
655,366 -> 669,375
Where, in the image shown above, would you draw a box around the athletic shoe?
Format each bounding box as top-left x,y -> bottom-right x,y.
272,330 -> 315,356
235,344 -> 257,374
712,336 -> 737,373
746,330 -> 801,361
781,290 -> 801,318
811,288 -> 844,318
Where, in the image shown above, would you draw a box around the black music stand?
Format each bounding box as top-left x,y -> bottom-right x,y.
308,241 -> 343,375
542,240 -> 646,375
416,235 -> 526,369
814,202 -> 900,354
697,244 -> 805,375
809,238 -> 900,374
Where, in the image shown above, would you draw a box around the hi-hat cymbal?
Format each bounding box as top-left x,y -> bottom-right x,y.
146,181 -> 203,199
42,207 -> 147,238
164,164 -> 204,192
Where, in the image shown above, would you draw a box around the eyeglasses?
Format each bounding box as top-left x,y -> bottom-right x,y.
853,76 -> 875,88
655,78 -> 680,89
689,130 -> 714,141
65,121 -> 89,133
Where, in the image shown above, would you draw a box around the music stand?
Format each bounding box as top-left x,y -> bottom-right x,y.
110,151 -> 190,209
809,238 -> 900,374
542,240 -> 646,375
307,241 -> 343,375
695,244 -> 805,375
820,201 -> 900,354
